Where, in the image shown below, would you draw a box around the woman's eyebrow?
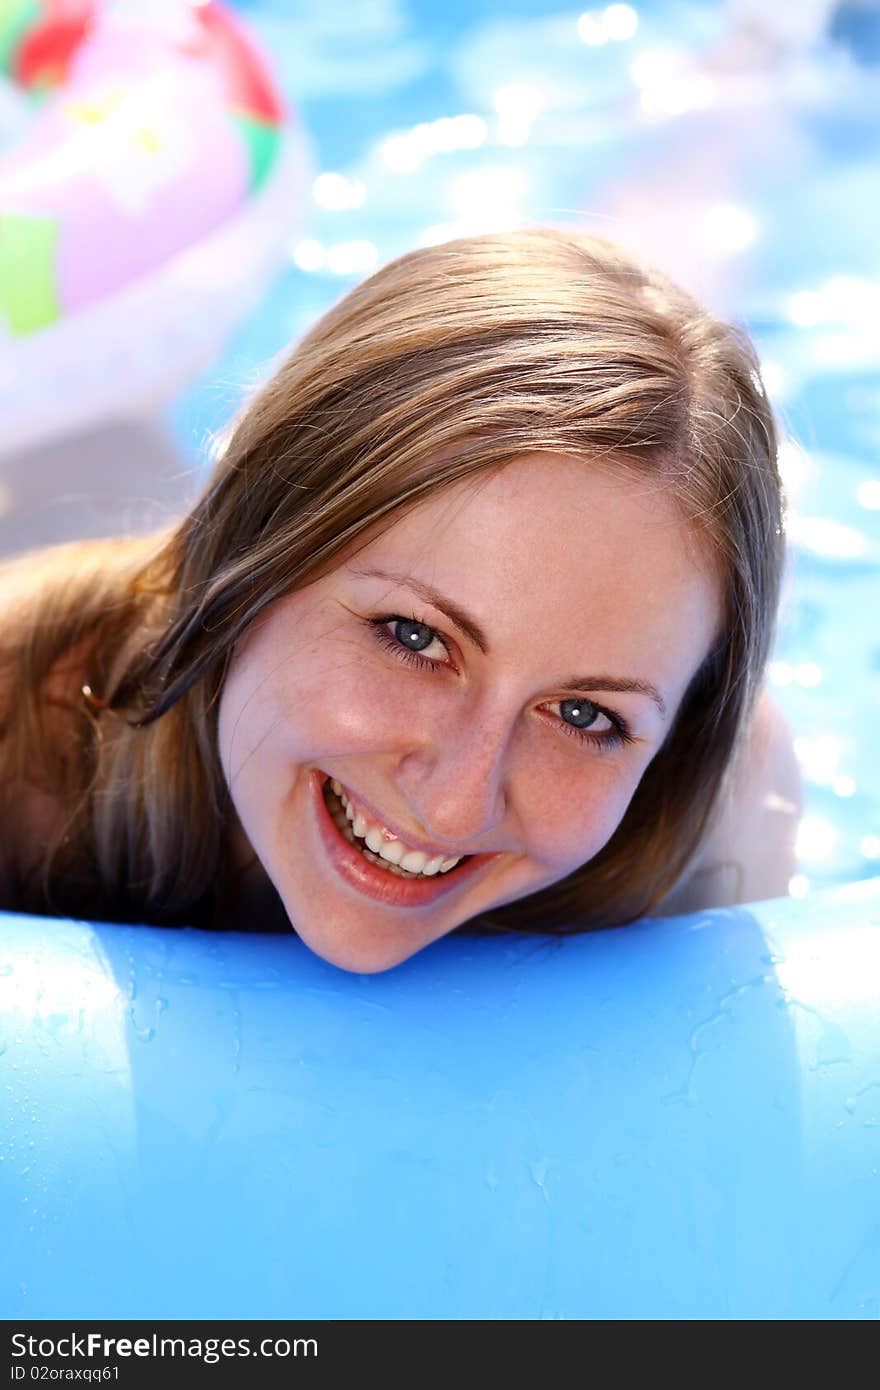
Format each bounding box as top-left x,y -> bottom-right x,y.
350,565 -> 668,719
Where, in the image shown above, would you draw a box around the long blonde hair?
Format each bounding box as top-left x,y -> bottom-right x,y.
0,227 -> 784,933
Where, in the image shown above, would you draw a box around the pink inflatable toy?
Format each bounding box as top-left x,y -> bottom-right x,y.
0,0 -> 310,456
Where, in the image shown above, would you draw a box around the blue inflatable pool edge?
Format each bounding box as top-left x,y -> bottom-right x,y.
1,877 -> 879,1320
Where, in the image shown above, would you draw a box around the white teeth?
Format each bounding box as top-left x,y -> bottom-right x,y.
377,840 -> 405,866
328,780 -> 464,878
399,848 -> 429,874
364,826 -> 385,854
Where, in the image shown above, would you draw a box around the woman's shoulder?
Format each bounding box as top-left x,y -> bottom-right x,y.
0,547 -> 110,903
0,531 -> 167,688
0,548 -> 102,704
0,533 -> 156,603
653,687 -> 803,916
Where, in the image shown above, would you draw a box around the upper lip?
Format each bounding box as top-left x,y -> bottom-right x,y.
326,774 -> 476,860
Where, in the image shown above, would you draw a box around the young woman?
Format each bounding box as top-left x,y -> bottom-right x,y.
0,228 -> 802,972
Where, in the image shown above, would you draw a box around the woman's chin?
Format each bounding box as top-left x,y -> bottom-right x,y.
290,914 -> 430,975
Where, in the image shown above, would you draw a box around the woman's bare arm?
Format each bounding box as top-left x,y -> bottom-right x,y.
653,687 -> 803,916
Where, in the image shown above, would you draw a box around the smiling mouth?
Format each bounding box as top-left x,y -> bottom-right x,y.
321,777 -> 471,880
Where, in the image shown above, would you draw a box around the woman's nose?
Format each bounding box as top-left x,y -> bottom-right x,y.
395,709 -> 512,849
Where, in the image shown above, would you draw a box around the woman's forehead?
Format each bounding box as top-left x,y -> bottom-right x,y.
338,454 -> 724,700
358,453 -> 713,584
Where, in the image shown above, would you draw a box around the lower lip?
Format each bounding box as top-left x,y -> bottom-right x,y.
310,770 -> 497,909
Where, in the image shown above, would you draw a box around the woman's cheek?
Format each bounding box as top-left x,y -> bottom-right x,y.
529,769 -> 638,876
271,653 -> 429,757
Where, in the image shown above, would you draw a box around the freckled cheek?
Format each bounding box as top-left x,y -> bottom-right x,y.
268,657 -> 427,758
525,770 -> 636,874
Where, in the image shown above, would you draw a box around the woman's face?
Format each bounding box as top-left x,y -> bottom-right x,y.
217,453 -> 721,973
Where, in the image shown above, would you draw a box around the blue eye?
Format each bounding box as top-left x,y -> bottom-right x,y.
367,615 -> 449,670
390,618 -> 436,653
365,615 -> 634,753
560,698 -> 600,729
554,698 -> 633,754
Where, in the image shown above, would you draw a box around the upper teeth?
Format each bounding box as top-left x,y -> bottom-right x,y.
330,779 -> 462,875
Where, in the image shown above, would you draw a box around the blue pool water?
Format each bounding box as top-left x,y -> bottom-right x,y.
166,0 -> 880,898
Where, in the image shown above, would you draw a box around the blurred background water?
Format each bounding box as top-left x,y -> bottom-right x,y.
2,0 -> 880,901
